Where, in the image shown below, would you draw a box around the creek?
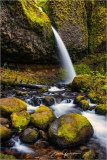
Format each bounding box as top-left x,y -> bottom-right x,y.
1,85 -> 107,159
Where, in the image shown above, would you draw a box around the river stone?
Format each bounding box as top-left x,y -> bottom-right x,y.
79,100 -> 89,111
95,104 -> 107,115
81,149 -> 96,159
10,110 -> 30,130
42,96 -> 55,106
48,113 -> 93,148
0,124 -> 12,140
21,128 -> 39,143
0,117 -> 9,125
74,95 -> 85,104
0,97 -> 27,117
30,105 -> 55,130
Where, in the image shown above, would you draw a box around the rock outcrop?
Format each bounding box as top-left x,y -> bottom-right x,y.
1,0 -> 58,64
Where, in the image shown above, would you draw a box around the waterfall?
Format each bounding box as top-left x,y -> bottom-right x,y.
52,26 -> 76,84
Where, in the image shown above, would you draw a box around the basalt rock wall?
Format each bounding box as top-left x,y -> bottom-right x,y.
1,0 -> 106,64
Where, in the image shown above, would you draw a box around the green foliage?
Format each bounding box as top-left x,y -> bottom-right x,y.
74,63 -> 92,75
3,62 -> 8,68
58,67 -> 68,79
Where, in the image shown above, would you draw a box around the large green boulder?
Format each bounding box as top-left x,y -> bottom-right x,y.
0,124 -> 12,140
0,97 -> 27,117
30,105 -> 55,129
10,110 -> 30,130
48,113 -> 93,148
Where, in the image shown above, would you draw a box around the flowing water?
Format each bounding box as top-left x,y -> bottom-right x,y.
52,26 -> 76,84
1,85 -> 107,159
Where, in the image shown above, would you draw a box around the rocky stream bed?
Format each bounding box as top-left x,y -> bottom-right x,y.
0,83 -> 107,160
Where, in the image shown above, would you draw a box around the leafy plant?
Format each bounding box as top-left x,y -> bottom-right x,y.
58,67 -> 68,79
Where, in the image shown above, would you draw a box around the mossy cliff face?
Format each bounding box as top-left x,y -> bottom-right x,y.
1,0 -> 57,64
45,0 -> 88,60
85,0 -> 106,53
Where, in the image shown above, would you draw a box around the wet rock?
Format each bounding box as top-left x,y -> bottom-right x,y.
81,149 -> 96,160
30,105 -> 55,130
21,128 -> 39,143
74,95 -> 85,104
95,104 -> 107,115
0,117 -> 9,125
0,97 -> 27,117
48,113 -> 93,148
0,153 -> 16,160
39,130 -> 48,140
34,140 -> 49,148
79,100 -> 89,111
15,90 -> 28,96
10,110 -> 30,130
0,124 -> 12,140
1,1 -> 57,65
42,95 -> 55,106
69,75 -> 90,92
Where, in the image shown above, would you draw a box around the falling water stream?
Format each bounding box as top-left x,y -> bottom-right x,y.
52,26 -> 76,84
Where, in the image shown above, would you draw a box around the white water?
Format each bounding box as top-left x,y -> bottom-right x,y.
48,86 -> 65,92
82,110 -> 107,149
49,98 -> 107,149
52,26 -> 76,84
12,138 -> 34,153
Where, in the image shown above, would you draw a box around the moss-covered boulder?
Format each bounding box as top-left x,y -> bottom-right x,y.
0,124 -> 12,140
43,95 -> 54,106
10,110 -> 30,130
1,0 -> 57,64
21,128 -> 39,143
95,104 -> 107,115
30,105 -> 55,129
0,97 -> 27,117
0,153 -> 16,160
74,95 -> 85,104
79,100 -> 89,111
48,113 -> 93,148
69,75 -> 90,92
45,0 -> 88,60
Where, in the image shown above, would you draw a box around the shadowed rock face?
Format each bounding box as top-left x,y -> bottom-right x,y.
1,0 -> 106,64
1,1 -> 58,64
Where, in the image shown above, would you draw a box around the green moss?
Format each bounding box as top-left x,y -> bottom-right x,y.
85,1 -> 106,53
79,100 -> 89,110
10,111 -> 30,130
0,97 -> 27,117
95,104 -> 107,115
58,113 -> 90,142
75,95 -> 85,103
30,105 -> 54,128
19,0 -> 50,29
0,124 -> 12,139
0,153 -> 16,160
